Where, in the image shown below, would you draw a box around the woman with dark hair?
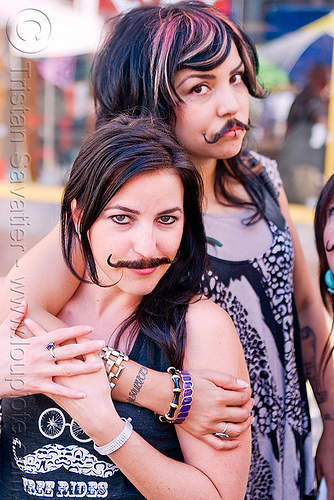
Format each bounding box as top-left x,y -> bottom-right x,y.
1,115 -> 250,499
315,175 -> 334,313
314,176 -> 334,377
1,2 -> 333,498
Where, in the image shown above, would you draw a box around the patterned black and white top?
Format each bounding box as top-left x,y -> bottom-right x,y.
203,155 -> 315,500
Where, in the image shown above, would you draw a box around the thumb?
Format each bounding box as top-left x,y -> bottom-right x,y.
201,369 -> 250,391
2,301 -> 27,335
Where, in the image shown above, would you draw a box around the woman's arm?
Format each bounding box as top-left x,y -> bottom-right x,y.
26,300 -> 250,500
113,361 -> 253,450
0,224 -> 83,324
22,311 -> 253,450
279,187 -> 334,497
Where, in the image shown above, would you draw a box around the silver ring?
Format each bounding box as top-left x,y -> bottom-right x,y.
45,341 -> 57,360
214,422 -> 229,439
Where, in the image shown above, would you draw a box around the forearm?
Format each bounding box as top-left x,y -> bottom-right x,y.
0,224 -> 82,323
299,305 -> 334,420
89,408 -> 245,500
113,362 -> 172,415
110,432 -> 234,500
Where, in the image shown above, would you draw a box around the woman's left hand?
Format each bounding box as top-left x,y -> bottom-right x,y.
1,307 -> 105,399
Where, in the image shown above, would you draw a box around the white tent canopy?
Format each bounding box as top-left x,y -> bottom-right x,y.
2,0 -> 104,58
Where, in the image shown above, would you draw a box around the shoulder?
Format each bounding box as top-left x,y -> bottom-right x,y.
249,150 -> 283,196
185,297 -> 247,378
186,297 -> 233,332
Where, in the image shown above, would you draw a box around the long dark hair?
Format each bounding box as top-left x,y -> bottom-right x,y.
315,175 -> 334,312
90,1 -> 268,222
61,115 -> 207,366
314,174 -> 334,378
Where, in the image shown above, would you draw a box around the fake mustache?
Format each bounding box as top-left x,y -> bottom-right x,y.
203,119 -> 250,144
326,240 -> 334,252
106,253 -> 179,269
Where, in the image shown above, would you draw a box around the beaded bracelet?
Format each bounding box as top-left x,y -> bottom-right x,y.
100,347 -> 129,391
173,370 -> 193,424
93,417 -> 133,455
159,367 -> 182,423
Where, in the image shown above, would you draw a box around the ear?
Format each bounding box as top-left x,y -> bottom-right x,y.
71,199 -> 81,235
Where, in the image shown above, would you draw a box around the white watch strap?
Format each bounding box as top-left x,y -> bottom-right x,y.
93,417 -> 133,455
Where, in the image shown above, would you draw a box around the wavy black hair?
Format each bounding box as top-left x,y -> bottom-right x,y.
61,115 -> 207,366
91,1 -> 268,223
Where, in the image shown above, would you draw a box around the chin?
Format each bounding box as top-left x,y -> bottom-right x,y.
120,277 -> 163,298
218,143 -> 243,160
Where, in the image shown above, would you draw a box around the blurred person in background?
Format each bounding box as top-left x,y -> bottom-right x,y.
279,63 -> 330,205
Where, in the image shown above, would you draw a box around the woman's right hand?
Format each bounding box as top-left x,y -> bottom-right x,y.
179,370 -> 254,450
0,302 -> 105,399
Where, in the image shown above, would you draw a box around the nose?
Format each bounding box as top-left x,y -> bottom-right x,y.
216,87 -> 240,117
132,224 -> 157,258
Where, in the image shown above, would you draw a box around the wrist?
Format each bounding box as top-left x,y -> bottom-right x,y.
89,412 -> 124,446
140,371 -> 173,414
93,417 -> 133,454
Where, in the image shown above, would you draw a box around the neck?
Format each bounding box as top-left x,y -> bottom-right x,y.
83,281 -> 141,316
190,156 -> 218,211
191,155 -> 250,213
58,280 -> 142,346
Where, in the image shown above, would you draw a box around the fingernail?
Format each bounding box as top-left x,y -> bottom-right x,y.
24,318 -> 32,326
83,326 -> 93,332
237,379 -> 249,388
96,340 -> 105,347
250,416 -> 255,424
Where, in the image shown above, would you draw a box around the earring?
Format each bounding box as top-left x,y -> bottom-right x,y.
324,269 -> 334,294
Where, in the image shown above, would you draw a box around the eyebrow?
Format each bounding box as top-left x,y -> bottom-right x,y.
176,61 -> 244,88
104,205 -> 183,216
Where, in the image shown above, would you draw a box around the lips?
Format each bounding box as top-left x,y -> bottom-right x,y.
130,267 -> 158,275
222,128 -> 244,138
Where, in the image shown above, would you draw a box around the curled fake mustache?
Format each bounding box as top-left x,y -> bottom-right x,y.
326,240 -> 334,252
106,253 -> 179,269
203,119 -> 250,144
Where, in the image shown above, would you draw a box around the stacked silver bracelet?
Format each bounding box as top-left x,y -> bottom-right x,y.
100,347 -> 129,391
93,417 -> 133,455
